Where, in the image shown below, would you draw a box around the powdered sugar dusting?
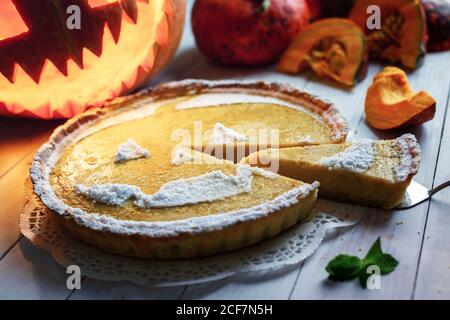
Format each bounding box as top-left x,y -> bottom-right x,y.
171,148 -> 194,166
211,123 -> 247,144
77,165 -> 254,208
77,184 -> 140,206
70,181 -> 319,238
115,139 -> 150,163
137,165 -> 253,208
250,167 -> 279,180
76,164 -> 282,209
319,140 -> 376,173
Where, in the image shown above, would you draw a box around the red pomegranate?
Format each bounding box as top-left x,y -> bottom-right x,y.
192,0 -> 311,66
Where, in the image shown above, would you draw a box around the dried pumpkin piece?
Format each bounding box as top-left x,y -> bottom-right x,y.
349,0 -> 427,69
278,18 -> 368,86
365,66 -> 436,130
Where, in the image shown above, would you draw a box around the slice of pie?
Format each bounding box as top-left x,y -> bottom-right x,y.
242,134 -> 421,209
30,80 -> 348,259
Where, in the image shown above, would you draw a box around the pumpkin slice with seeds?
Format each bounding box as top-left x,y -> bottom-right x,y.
349,0 -> 427,69
278,18 -> 368,86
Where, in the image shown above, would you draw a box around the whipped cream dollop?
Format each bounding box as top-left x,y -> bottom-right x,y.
250,167 -> 279,180
210,123 -> 247,144
76,164 -> 258,208
115,139 -> 150,163
319,140 -> 376,173
171,148 -> 194,166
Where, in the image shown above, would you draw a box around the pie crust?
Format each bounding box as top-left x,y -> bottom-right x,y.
30,80 -> 349,259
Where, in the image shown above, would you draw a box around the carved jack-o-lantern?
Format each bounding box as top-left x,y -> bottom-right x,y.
0,0 -> 185,118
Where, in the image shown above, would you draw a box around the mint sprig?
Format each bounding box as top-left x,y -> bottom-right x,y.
325,237 -> 399,288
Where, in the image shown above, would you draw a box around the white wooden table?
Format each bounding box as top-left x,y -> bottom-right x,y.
1,1 -> 449,300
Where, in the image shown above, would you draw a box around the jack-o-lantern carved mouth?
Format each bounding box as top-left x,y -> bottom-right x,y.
0,0 -> 148,84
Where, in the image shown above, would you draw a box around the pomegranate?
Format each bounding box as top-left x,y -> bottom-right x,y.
192,0 -> 311,65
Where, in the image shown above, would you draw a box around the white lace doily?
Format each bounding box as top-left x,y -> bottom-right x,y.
21,179 -> 364,287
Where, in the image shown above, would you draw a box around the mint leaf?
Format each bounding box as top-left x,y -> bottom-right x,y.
359,239 -> 399,288
358,269 -> 372,288
363,252 -> 399,275
363,237 -> 399,275
359,253 -> 399,288
325,254 -> 362,281
325,237 -> 399,288
364,237 -> 382,259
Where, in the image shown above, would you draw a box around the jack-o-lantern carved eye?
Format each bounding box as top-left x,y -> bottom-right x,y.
0,0 -> 29,40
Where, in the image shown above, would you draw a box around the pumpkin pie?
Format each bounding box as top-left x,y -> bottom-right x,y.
30,80 -> 348,259
242,134 -> 421,209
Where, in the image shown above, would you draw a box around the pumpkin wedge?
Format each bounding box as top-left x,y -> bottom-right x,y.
349,0 -> 427,69
365,67 -> 436,130
278,18 -> 368,86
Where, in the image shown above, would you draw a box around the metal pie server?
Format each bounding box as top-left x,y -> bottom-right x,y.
397,180 -> 450,210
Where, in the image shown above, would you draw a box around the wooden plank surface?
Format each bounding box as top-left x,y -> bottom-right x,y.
0,155 -> 34,258
0,239 -> 71,299
0,119 -> 61,179
413,87 -> 450,300
0,0 -> 449,300
0,120 -> 60,259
